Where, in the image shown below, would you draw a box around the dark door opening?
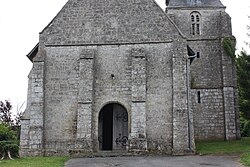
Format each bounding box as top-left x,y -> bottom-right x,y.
98,103 -> 128,151
102,104 -> 113,150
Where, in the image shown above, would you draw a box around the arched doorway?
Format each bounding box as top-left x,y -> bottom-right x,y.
98,103 -> 128,150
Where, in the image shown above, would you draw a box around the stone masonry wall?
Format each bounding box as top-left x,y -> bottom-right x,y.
75,48 -> 96,153
167,8 -> 231,39
92,43 -> 176,153
171,38 -> 194,154
223,87 -> 237,140
146,42 -> 174,154
44,46 -> 80,141
40,0 -> 179,46
191,89 -> 225,140
20,60 -> 45,156
41,42 -> 186,154
188,40 -> 222,88
43,46 -> 80,155
92,44 -> 133,151
130,48 -> 147,151
221,37 -> 239,140
22,0 -> 195,156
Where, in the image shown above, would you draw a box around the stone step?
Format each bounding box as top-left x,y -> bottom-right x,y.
93,151 -> 136,157
69,149 -> 146,158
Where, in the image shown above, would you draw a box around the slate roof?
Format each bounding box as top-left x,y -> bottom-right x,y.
26,43 -> 38,62
168,0 -> 224,7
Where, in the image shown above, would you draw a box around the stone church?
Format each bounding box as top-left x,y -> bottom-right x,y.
20,0 -> 240,156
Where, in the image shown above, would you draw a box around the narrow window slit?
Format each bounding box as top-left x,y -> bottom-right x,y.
197,24 -> 200,35
197,52 -> 200,58
192,24 -> 195,35
197,91 -> 201,103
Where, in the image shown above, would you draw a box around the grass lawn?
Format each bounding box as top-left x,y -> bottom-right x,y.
0,156 -> 69,167
242,153 -> 250,167
196,137 -> 250,166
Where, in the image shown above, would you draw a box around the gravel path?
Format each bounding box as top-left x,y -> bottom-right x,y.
65,155 -> 244,167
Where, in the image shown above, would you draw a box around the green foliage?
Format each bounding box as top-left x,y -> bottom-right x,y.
0,124 -> 16,141
223,37 -> 236,60
240,117 -> 250,137
223,38 -> 250,136
0,124 -> 18,159
0,141 -> 19,157
0,157 -> 70,167
0,100 -> 23,159
241,153 -> 250,167
236,51 -> 250,120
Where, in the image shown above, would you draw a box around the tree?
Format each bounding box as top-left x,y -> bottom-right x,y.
14,102 -> 25,127
246,16 -> 250,48
0,100 -> 13,126
237,51 -> 250,119
0,100 -> 23,159
234,14 -> 250,136
237,51 -> 250,136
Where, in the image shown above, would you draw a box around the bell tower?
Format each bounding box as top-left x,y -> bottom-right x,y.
166,0 -> 240,141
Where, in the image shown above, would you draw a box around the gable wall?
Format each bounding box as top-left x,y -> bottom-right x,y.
40,0 -> 180,46
21,0 -> 195,156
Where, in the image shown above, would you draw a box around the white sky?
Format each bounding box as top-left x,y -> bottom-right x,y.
0,0 -> 249,113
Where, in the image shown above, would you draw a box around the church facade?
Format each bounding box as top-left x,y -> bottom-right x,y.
20,0 -> 240,156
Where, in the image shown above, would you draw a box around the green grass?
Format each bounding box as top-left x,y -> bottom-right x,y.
0,156 -> 69,167
196,137 -> 250,155
241,153 -> 250,167
196,137 -> 250,166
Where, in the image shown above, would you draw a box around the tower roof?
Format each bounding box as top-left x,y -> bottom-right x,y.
167,0 -> 224,7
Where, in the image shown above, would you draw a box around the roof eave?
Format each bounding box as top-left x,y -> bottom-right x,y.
26,43 -> 39,62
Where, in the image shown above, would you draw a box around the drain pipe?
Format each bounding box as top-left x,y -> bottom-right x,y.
187,46 -> 196,152
186,57 -> 192,152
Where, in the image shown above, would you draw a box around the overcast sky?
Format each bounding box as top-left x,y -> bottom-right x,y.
0,0 -> 249,113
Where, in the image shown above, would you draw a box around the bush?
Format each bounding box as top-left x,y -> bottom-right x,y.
241,117 -> 250,137
0,124 -> 17,141
0,141 -> 19,158
0,123 -> 19,159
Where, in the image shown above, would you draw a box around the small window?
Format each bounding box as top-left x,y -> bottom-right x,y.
197,52 -> 200,58
196,15 -> 200,22
197,91 -> 201,103
191,15 -> 195,22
